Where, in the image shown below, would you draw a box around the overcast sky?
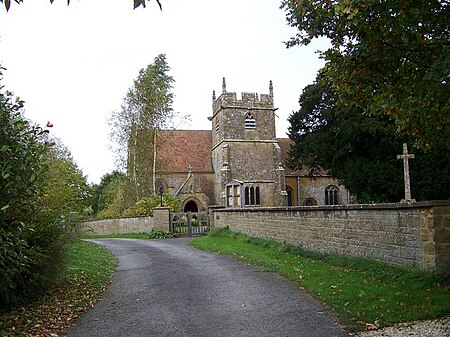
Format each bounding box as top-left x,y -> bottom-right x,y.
0,0 -> 328,183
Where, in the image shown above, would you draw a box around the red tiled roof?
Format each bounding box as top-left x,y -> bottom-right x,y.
277,138 -> 329,176
155,131 -> 327,176
157,130 -> 213,173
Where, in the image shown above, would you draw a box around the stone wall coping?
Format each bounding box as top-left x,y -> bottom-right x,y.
208,205 -> 226,210
211,200 -> 450,213
79,214 -> 154,223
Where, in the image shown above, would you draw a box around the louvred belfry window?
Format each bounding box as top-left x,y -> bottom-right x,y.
245,112 -> 256,129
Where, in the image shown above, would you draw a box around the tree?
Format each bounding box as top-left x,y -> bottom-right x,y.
1,0 -> 161,11
281,0 -> 449,149
109,54 -> 175,202
91,170 -> 126,215
95,174 -> 129,219
288,75 -> 450,202
39,137 -> 93,221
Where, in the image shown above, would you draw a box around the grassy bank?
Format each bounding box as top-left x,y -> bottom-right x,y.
0,241 -> 116,337
190,228 -> 450,332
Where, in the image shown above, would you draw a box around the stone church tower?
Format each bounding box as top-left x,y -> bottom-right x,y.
209,78 -> 287,207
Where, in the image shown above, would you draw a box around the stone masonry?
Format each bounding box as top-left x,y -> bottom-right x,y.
209,201 -> 450,274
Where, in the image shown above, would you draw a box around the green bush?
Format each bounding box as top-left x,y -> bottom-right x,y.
96,208 -> 122,219
0,75 -> 69,311
148,230 -> 174,239
123,194 -> 181,217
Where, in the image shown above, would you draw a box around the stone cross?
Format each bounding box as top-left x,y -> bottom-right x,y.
397,143 -> 415,202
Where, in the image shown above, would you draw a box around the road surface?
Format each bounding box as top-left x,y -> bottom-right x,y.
67,238 -> 349,337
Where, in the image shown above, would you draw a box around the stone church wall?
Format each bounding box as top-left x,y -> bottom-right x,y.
210,201 -> 450,274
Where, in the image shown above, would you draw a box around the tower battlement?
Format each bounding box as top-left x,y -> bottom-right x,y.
212,78 -> 274,114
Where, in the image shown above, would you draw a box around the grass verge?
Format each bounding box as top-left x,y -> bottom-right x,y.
0,240 -> 116,337
190,228 -> 450,332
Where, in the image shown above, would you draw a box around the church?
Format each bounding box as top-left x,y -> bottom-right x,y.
153,78 -> 349,212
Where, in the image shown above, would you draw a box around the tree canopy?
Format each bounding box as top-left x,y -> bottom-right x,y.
281,0 -> 449,148
288,74 -> 450,203
109,54 -> 174,201
1,0 -> 161,11
39,137 -> 93,221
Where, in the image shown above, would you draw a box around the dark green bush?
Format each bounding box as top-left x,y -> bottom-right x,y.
148,230 -> 174,239
0,75 -> 69,311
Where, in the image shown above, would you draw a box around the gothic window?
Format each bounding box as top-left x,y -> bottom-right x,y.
155,178 -> 167,192
244,186 -> 261,206
245,112 -> 256,129
227,183 -> 241,208
304,198 -> 316,206
286,186 -> 294,206
325,185 -> 339,205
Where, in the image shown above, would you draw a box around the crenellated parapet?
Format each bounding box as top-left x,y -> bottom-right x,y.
212,78 -> 274,115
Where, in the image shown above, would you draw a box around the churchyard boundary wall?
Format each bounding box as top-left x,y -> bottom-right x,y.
77,208 -> 170,236
78,203 -> 450,274
209,201 -> 450,274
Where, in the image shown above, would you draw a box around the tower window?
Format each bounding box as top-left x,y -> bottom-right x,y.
245,112 -> 256,129
325,185 -> 339,205
244,186 -> 261,206
215,123 -> 219,133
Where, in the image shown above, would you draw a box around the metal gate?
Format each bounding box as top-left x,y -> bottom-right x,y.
170,212 -> 209,237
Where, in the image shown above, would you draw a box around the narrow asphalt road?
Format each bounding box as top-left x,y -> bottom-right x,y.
67,238 -> 349,337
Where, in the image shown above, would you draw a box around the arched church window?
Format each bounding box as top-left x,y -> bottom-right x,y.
155,178 -> 167,193
286,186 -> 293,206
245,112 -> 256,129
325,185 -> 339,205
304,198 -> 316,206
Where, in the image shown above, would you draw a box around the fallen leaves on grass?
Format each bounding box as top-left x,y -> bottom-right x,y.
0,276 -> 111,337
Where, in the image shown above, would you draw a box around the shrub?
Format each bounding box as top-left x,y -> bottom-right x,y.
96,209 -> 122,219
0,75 -> 69,311
148,230 -> 174,239
123,194 -> 181,217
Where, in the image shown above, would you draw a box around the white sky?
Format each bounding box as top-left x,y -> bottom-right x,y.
0,0 -> 328,184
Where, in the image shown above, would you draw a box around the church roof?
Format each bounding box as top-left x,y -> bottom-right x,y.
155,130 -> 328,176
156,130 -> 213,173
